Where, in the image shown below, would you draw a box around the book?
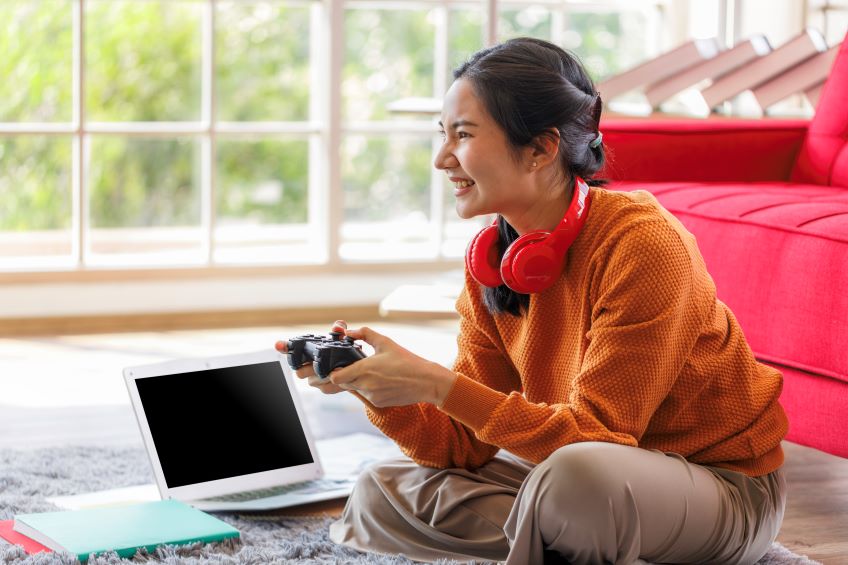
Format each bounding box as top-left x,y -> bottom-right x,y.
701,28 -> 828,109
13,499 -> 239,562
805,82 -> 825,108
597,38 -> 721,101
644,35 -> 771,108
752,43 -> 841,110
0,520 -> 52,554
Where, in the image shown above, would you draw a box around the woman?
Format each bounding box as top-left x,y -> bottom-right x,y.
277,37 -> 788,565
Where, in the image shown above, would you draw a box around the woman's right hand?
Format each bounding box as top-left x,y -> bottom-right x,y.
274,320 -> 348,395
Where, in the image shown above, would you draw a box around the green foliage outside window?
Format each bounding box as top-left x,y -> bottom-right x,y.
88,137 -> 200,228
0,137 -> 72,231
216,2 -> 310,122
217,139 -> 309,225
0,2 -> 73,122
343,9 -> 435,122
0,1 -> 643,241
85,1 -> 203,122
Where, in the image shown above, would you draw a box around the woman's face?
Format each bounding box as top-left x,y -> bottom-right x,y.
434,78 -> 533,220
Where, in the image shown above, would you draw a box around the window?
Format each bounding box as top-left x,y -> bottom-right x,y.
2,0 -> 674,274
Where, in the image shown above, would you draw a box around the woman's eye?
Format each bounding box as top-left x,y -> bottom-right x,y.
438,130 -> 446,139
457,131 -> 470,139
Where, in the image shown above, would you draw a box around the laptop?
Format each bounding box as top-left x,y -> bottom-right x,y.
123,349 -> 355,512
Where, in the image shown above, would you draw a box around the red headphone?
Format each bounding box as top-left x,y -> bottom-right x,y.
465,177 -> 592,294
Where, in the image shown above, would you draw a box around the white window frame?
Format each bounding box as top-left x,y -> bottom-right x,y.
2,0 -> 683,282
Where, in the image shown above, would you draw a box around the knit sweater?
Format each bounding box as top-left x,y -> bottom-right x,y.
364,186 -> 788,477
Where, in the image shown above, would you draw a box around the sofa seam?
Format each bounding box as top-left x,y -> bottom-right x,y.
666,208 -> 848,245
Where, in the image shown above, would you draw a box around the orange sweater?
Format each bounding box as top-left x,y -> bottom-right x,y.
365,187 -> 788,477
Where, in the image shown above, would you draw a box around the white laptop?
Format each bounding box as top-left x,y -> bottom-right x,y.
123,349 -> 355,512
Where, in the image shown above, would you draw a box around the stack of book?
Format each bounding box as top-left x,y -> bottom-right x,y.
0,499 -> 239,562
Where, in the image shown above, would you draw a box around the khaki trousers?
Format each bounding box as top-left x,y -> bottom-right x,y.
329,442 -> 786,565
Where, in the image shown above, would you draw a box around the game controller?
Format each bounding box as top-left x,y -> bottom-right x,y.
286,331 -> 367,380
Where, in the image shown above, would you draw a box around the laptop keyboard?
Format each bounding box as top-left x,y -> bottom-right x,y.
203,478 -> 353,502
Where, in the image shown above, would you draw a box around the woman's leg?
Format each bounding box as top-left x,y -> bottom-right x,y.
504,441 -> 786,565
329,451 -> 533,563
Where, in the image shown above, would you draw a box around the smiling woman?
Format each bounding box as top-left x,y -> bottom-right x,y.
304,37 -> 791,565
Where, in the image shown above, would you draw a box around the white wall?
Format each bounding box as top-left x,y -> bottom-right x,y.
0,269 -> 462,318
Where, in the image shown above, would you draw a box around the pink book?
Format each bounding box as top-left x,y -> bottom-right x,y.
644,35 -> 771,108
597,38 -> 721,101
0,520 -> 52,555
752,43 -> 841,109
805,81 -> 825,107
701,28 -> 828,109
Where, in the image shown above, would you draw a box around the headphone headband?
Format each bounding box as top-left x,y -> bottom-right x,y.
545,177 -> 590,257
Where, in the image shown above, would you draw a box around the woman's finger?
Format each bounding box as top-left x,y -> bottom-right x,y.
274,340 -> 288,353
310,375 -> 344,393
343,326 -> 385,347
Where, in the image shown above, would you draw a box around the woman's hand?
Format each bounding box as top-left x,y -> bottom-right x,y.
274,320 -> 348,395
329,326 -> 458,408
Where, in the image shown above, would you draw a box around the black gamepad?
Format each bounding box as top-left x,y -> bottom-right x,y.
286,331 -> 366,380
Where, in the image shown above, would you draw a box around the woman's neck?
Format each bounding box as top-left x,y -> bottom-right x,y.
504,177 -> 574,235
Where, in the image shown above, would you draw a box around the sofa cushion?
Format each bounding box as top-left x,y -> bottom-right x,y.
792,38 -> 848,187
609,180 -> 848,385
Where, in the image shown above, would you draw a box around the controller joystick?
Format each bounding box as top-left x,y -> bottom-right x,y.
286,332 -> 367,380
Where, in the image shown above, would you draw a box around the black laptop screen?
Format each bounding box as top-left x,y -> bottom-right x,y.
135,361 -> 314,488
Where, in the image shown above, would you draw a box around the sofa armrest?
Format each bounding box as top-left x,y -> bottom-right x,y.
599,118 -> 809,183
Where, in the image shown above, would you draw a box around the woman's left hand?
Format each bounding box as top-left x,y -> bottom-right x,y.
330,326 -> 457,408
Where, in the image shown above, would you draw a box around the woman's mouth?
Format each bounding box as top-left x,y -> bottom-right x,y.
453,179 -> 476,196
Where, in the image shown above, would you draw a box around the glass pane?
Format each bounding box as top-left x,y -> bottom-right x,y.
0,1 -> 72,122
344,8 -> 435,121
822,7 -> 848,45
341,135 -> 434,260
499,5 -> 552,42
448,8 -> 484,85
0,136 -> 73,266
565,10 -> 652,82
86,1 -> 203,121
87,137 -> 203,265
216,2 -> 311,122
215,138 -> 314,264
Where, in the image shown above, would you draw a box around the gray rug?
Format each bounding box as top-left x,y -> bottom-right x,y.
0,447 -> 820,564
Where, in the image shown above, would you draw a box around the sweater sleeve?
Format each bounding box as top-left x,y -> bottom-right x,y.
438,217 -> 706,464
360,275 -> 523,470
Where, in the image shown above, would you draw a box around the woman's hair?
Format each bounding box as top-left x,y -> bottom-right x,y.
453,37 -> 606,317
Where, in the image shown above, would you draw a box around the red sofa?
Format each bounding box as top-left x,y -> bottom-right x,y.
600,39 -> 848,458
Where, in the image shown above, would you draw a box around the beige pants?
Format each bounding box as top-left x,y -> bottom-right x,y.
329,442 -> 786,565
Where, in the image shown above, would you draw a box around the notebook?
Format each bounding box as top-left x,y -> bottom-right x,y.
13,499 -> 238,562
0,520 -> 51,554
123,349 -> 356,511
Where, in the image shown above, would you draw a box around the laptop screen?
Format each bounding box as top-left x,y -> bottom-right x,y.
135,361 -> 314,488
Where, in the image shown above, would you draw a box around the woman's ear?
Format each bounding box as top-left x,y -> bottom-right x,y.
527,128 -> 560,170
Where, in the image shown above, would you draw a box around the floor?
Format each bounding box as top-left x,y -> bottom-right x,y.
1,322 -> 846,563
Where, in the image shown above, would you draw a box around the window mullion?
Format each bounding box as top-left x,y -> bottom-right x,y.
432,4 -> 448,257
326,0 -> 344,266
202,0 -> 215,265
73,0 -> 85,268
485,0 -> 497,46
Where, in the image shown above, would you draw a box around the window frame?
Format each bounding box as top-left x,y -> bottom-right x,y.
1,0 -> 733,283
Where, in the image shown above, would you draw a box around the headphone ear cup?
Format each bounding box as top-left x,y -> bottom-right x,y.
465,225 -> 504,288
500,232 -> 560,294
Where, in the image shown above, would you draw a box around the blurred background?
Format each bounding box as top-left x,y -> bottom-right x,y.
0,0 -> 844,328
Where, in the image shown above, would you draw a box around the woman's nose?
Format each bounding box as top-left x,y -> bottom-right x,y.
434,144 -> 458,170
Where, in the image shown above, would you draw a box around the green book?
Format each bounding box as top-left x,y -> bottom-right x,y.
13,499 -> 239,562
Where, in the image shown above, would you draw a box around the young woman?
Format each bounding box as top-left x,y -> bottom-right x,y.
277,37 -> 788,565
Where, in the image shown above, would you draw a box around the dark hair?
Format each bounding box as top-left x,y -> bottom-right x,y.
453,37 -> 605,317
